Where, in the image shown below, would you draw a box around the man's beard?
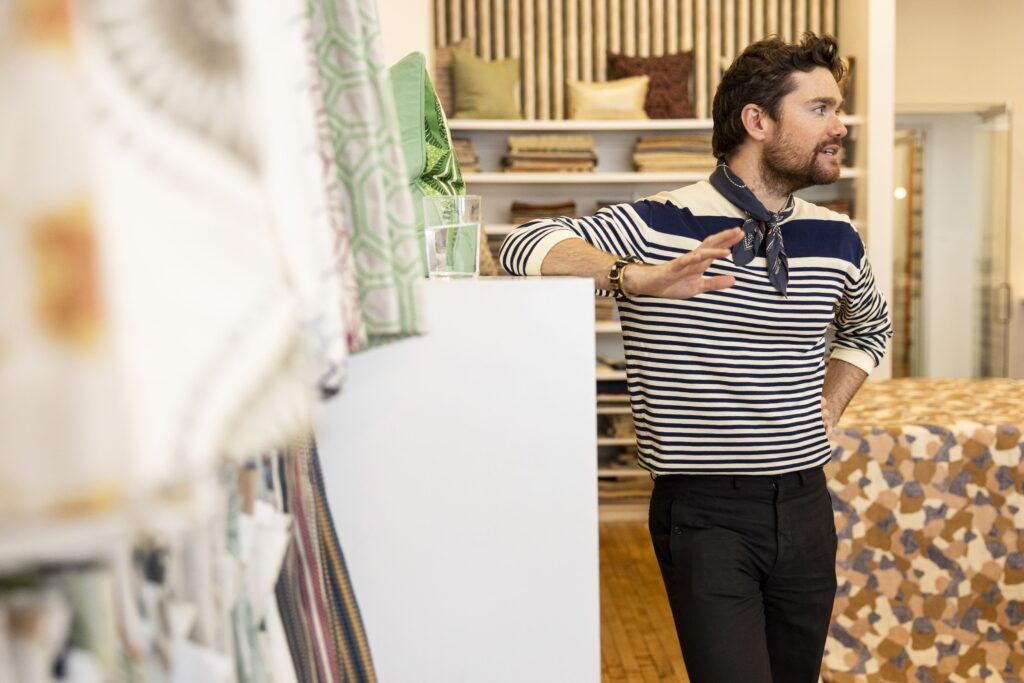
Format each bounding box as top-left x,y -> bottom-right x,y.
760,130 -> 841,197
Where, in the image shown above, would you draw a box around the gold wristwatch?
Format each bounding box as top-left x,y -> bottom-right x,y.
608,255 -> 642,299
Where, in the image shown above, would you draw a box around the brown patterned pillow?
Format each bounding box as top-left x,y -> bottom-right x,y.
606,51 -> 694,119
432,38 -> 473,116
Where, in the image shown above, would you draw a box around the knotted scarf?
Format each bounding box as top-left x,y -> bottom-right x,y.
709,158 -> 795,296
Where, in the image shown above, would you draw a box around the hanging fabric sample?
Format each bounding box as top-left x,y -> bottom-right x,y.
0,0 -> 127,518
235,0 -> 362,394
273,441 -> 378,683
308,0 -> 427,346
76,0 -> 353,475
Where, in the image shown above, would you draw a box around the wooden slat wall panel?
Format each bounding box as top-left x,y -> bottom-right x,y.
709,0 -> 721,101
666,0 -> 678,53
682,0 -> 693,50
522,0 -> 535,117
694,0 -> 707,115
723,0 -> 736,67
552,0 -> 563,117
738,0 -> 750,47
494,0 -> 506,57
795,0 -> 807,38
537,0 -> 549,118
653,0 -> 665,55
638,0 -> 650,57
566,0 -> 579,88
479,0 -> 491,57
752,0 -> 764,40
624,0 -> 636,56
465,0 -> 477,49
432,0 -> 838,120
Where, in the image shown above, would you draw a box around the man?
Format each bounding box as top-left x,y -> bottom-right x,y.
499,34 -> 892,682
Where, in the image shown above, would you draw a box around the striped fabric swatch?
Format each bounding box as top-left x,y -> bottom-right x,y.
273,441 -> 377,682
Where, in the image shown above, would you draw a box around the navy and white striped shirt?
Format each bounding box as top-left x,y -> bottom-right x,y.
499,181 -> 893,475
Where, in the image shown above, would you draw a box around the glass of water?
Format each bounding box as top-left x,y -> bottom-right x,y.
421,194 -> 481,279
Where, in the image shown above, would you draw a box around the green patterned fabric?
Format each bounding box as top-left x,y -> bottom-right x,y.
388,52 -> 466,197
388,51 -> 467,269
307,0 -> 425,345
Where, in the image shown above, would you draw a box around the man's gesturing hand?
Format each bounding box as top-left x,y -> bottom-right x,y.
622,227 -> 744,300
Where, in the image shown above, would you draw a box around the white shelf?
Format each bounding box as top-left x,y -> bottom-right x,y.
597,467 -> 648,477
485,223 -> 517,235
596,368 -> 627,381
597,437 -> 635,446
465,168 -> 860,184
598,503 -> 649,522
450,116 -> 863,131
596,405 -> 632,415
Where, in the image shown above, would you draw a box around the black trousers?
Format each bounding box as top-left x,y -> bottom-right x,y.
648,466 -> 838,683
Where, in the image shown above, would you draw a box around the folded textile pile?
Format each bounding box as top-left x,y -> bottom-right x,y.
632,133 -> 714,172
595,296 -> 616,322
819,199 -> 853,217
503,135 -> 597,173
452,137 -> 480,173
509,199 -> 577,224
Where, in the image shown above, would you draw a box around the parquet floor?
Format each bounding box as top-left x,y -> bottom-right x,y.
600,521 -> 689,682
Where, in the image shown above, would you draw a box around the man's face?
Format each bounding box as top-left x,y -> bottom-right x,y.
760,67 -> 848,194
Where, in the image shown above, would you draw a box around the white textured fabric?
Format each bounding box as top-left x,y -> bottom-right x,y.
0,8 -> 127,517
79,0 -> 325,481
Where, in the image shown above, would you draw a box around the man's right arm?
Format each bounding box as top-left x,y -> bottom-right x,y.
499,211 -> 745,300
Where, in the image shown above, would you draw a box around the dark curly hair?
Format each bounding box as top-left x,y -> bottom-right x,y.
711,33 -> 846,158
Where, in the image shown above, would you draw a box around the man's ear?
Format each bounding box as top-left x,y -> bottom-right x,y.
740,103 -> 770,142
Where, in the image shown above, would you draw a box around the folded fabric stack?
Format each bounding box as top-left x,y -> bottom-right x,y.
632,133 -> 715,172
503,135 -> 597,172
483,231 -> 508,275
509,199 -> 577,224
453,137 -> 480,173
595,198 -> 631,211
598,472 -> 653,503
820,199 -> 853,217
595,296 -> 616,321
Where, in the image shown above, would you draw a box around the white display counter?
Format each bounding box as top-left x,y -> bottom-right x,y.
316,277 -> 599,682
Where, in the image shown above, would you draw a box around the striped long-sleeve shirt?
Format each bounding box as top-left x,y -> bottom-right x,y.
499,181 -> 893,475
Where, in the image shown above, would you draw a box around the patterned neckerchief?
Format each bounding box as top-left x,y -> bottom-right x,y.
708,158 -> 795,296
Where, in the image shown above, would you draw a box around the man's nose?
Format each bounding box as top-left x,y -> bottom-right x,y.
831,116 -> 848,139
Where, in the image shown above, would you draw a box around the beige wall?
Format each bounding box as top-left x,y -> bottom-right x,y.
895,0 -> 1024,376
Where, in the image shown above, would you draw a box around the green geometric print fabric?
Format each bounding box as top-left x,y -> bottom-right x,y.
307,0 -> 425,346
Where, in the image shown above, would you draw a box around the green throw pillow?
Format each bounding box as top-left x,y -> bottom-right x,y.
388,52 -> 473,271
389,51 -> 465,195
451,49 -> 522,119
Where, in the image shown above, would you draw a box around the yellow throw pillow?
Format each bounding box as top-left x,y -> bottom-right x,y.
567,76 -> 650,119
452,49 -> 522,119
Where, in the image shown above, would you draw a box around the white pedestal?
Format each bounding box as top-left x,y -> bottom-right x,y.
315,277 -> 599,683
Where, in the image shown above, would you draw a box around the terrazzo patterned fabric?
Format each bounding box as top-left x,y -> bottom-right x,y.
822,379 -> 1024,682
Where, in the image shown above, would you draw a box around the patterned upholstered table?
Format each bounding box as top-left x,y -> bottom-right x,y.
822,379 -> 1024,682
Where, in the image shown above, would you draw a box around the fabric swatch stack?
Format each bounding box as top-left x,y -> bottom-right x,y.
820,200 -> 853,218
452,137 -> 480,173
632,133 -> 715,172
502,135 -> 597,172
509,199 -> 577,224
595,296 -> 616,322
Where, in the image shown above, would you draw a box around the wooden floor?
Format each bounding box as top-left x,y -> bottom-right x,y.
600,521 -> 689,682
